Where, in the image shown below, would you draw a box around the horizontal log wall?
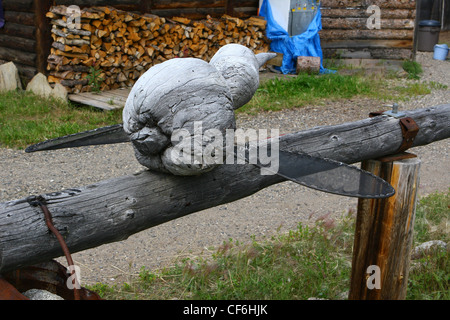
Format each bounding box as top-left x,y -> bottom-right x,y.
320,0 -> 417,60
0,0 -> 38,80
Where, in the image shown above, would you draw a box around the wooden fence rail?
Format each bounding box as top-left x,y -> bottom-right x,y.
0,104 -> 449,274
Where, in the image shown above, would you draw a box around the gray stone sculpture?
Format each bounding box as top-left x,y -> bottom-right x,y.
122,44 -> 276,176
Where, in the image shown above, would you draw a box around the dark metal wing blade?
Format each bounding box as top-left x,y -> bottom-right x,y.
26,128 -> 395,198
25,124 -> 130,153
242,148 -> 395,199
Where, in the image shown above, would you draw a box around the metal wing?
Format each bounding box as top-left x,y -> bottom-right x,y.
25,124 -> 129,153
250,149 -> 395,199
25,125 -> 395,199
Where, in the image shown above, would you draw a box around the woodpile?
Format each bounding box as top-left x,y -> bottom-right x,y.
46,6 -> 270,93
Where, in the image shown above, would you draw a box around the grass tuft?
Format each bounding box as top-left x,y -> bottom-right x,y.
402,60 -> 423,80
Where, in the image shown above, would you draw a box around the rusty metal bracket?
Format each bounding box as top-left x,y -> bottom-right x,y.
369,104 -> 419,153
398,117 -> 419,153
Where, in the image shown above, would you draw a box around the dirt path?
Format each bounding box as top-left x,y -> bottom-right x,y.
0,52 -> 448,286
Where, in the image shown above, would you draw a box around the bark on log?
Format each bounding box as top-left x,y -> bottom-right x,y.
0,104 -> 449,273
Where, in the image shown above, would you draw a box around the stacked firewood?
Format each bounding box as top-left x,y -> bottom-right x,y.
46,6 -> 270,93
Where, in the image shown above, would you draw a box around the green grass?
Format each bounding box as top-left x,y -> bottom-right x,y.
407,189 -> 449,300
87,190 -> 449,300
0,72 -> 445,149
238,72 -> 440,114
0,90 -> 122,149
402,60 -> 423,80
89,212 -> 356,300
413,189 -> 449,245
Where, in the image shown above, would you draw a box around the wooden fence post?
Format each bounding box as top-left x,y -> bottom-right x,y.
349,153 -> 421,300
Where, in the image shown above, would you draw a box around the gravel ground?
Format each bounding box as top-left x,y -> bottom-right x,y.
0,52 -> 449,286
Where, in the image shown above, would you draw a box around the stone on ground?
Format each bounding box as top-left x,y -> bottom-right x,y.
26,72 -> 68,101
0,62 -> 22,92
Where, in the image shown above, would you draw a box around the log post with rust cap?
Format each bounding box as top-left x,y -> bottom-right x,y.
349,155 -> 420,299
349,104 -> 423,300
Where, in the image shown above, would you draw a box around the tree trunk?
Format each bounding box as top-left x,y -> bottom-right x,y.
0,104 -> 449,273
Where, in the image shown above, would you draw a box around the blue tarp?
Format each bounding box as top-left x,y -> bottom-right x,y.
259,0 -> 332,74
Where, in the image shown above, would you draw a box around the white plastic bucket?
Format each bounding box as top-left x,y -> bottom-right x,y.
433,44 -> 449,61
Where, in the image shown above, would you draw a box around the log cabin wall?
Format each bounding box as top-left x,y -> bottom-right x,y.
320,0 -> 417,60
0,0 -> 52,81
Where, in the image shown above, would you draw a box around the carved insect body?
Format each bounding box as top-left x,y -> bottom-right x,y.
122,44 -> 276,175
24,44 -> 395,199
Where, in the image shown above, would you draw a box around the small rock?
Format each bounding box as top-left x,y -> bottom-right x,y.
26,73 -> 68,101
411,240 -> 447,259
26,73 -> 53,98
0,62 -> 22,92
52,83 -> 68,101
22,289 -> 64,300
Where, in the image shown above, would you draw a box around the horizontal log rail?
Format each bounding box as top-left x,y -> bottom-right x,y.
0,104 -> 449,273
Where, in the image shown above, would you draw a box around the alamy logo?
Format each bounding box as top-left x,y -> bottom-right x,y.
171,122 -> 280,175
66,265 -> 82,290
66,5 -> 81,30
366,5 -> 381,30
366,265 -> 381,290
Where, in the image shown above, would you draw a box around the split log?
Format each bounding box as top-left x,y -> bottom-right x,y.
296,56 -> 321,74
46,5 -> 270,93
0,104 -> 448,273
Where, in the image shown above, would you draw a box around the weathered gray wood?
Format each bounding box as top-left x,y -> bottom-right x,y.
123,44 -> 276,176
0,104 -> 449,273
68,89 -> 130,110
349,156 -> 421,300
